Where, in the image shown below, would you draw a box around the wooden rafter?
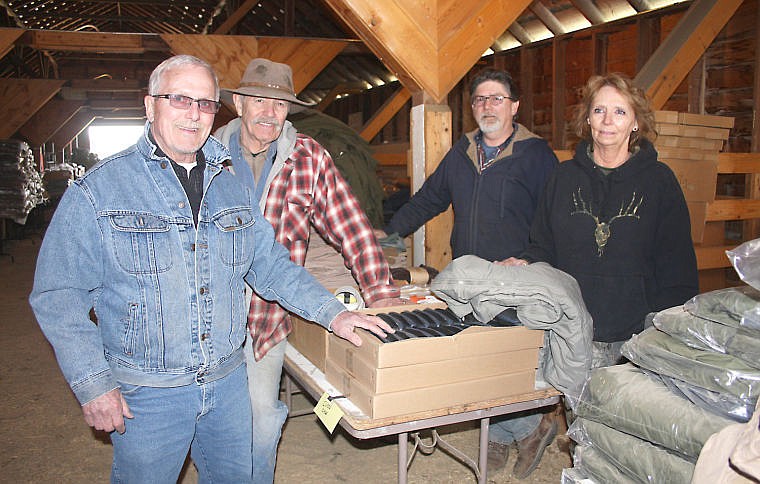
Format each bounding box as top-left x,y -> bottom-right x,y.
360,86 -> 411,141
633,0 -> 743,109
323,0 -> 532,103
0,79 -> 65,139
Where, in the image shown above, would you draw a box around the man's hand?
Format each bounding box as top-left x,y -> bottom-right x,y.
369,297 -> 406,308
495,257 -> 529,267
330,311 -> 394,347
82,388 -> 134,434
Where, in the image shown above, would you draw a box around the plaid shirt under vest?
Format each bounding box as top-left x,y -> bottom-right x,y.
249,134 -> 398,361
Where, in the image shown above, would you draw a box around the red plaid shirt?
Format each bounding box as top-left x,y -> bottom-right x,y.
248,134 -> 398,360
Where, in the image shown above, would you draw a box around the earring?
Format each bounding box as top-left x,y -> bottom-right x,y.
586,118 -> 590,125
633,126 -> 639,132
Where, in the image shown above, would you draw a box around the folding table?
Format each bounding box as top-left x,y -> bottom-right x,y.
282,343 -> 561,484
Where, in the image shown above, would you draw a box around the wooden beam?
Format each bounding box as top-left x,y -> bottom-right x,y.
214,0 -> 257,35
409,101 -> 452,270
360,86 -> 411,142
51,109 -> 96,151
569,0 -> 606,25
552,38 -> 567,149
323,0 -> 532,103
530,1 -> 567,35
636,15 -> 660,72
22,30 -> 152,54
315,82 -> 366,111
717,152 -> 760,173
161,34 -> 258,91
68,79 -> 144,92
687,56 -> 706,114
633,0 -> 743,109
519,48 -> 535,131
256,37 -> 347,93
695,245 -> 735,270
706,199 -> 760,222
18,99 -> 83,147
0,79 -> 65,139
0,28 -> 24,60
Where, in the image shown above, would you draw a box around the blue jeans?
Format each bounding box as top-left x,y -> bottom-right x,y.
245,337 -> 289,484
110,364 -> 252,483
488,411 -> 542,445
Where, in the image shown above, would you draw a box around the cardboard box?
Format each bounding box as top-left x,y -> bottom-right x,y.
288,301 -> 447,372
656,146 -> 718,162
326,360 -> 537,418
656,123 -> 730,140
327,344 -> 541,393
654,136 -> 724,151
660,158 -> 718,202
328,324 -> 544,368
687,201 -> 709,244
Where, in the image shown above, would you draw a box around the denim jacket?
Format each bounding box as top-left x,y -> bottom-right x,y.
29,123 -> 345,405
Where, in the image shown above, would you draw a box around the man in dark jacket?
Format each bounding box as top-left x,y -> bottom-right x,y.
382,69 -> 559,479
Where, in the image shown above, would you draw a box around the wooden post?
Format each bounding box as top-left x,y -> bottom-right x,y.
410,93 -> 452,271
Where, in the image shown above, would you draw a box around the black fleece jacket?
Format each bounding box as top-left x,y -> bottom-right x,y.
385,124 -> 558,261
522,138 -> 699,342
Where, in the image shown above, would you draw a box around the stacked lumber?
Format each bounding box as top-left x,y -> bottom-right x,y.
0,139 -> 46,223
654,111 -> 734,243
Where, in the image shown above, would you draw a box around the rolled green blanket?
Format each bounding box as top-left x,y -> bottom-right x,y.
574,363 -> 733,458
622,327 -> 760,402
569,417 -> 694,482
653,306 -> 760,370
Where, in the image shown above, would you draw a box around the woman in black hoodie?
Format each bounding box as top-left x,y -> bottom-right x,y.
501,73 -> 698,368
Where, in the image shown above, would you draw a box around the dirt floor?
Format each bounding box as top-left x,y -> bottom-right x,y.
0,235 -> 572,483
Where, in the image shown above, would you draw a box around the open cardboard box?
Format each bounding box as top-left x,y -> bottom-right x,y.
289,300 -> 447,372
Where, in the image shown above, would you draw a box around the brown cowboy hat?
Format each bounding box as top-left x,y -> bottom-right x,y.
223,58 -> 315,106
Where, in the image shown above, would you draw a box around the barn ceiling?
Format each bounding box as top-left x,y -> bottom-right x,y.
0,0 -> 689,109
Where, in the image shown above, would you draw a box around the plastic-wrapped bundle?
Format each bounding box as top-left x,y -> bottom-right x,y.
572,445 -> 638,484
622,327 -> 760,407
573,363 -> 733,458
653,370 -> 754,422
568,417 -> 695,482
685,285 -> 760,333
654,306 -> 760,370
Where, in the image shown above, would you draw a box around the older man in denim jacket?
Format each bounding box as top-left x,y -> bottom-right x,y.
29,55 -> 391,483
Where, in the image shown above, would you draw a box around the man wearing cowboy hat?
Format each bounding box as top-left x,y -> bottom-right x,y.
214,58 -> 401,483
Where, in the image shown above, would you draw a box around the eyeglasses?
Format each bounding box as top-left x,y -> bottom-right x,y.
151,94 -> 221,114
471,95 -> 516,107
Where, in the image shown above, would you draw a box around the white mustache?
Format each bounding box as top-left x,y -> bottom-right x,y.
254,117 -> 282,128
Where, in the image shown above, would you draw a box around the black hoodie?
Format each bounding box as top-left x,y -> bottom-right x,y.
522,138 -> 698,342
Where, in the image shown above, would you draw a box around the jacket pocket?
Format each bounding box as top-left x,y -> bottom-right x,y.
212,208 -> 255,266
108,212 -> 173,274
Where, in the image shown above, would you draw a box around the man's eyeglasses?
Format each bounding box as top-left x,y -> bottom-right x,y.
471,95 -> 516,107
151,94 -> 221,114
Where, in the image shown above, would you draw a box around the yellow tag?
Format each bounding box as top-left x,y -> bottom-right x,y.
313,392 -> 344,433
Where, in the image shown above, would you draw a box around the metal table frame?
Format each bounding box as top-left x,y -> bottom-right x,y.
282,343 -> 560,484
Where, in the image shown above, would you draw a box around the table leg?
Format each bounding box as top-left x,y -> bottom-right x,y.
479,417 -> 490,484
398,432 -> 408,484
